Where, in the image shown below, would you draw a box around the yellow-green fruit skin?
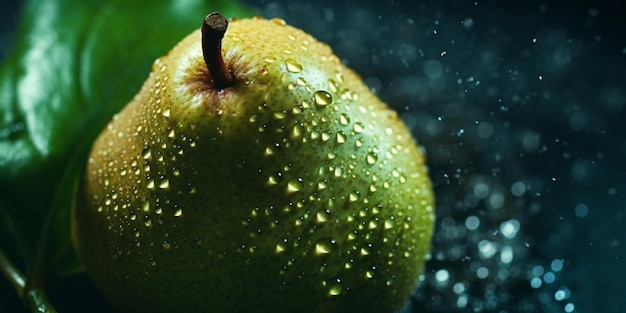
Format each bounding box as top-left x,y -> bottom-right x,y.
72,17 -> 435,313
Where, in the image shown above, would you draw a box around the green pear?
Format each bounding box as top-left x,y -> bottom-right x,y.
72,12 -> 435,313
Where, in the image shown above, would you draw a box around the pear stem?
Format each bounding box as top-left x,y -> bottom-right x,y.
202,12 -> 234,90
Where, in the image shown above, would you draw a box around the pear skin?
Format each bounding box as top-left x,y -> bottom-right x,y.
73,13 -> 435,313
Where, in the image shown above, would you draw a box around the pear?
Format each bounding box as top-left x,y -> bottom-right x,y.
72,12 -> 435,313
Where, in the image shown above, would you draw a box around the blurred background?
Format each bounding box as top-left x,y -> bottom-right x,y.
2,0 -> 625,312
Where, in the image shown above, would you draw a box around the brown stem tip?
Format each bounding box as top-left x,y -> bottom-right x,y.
201,12 -> 234,90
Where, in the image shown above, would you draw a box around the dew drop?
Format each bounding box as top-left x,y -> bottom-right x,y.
366,152 -> 378,165
315,209 -> 331,224
368,219 -> 379,229
334,167 -> 344,177
314,238 -> 337,255
328,79 -> 340,93
273,111 -> 287,120
162,241 -> 171,250
267,175 -> 280,186
326,278 -> 343,296
349,192 -> 360,202
339,113 -> 350,125
384,218 -> 396,229
142,147 -> 152,160
321,132 -> 331,142
146,179 -> 155,190
290,124 -> 303,139
399,175 -> 407,184
296,77 -> 307,85
383,181 -> 391,189
162,108 -> 171,117
174,208 -> 183,217
355,139 -> 363,148
317,180 -> 328,190
159,179 -> 170,189
314,91 -> 333,107
286,178 -> 303,193
310,130 -> 320,140
285,58 -> 303,73
275,243 -> 286,253
334,72 -> 344,82
142,200 -> 150,213
336,131 -> 347,144
347,232 -> 357,241
360,246 -> 371,256
271,18 -> 287,26
291,106 -> 303,115
278,73 -> 288,84
353,122 -> 365,133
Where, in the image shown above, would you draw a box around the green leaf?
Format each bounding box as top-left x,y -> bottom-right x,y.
0,0 -> 253,280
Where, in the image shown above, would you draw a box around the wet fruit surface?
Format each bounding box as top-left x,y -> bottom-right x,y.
73,15 -> 434,313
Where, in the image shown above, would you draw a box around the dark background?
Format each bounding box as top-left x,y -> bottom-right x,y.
2,0 -> 625,312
